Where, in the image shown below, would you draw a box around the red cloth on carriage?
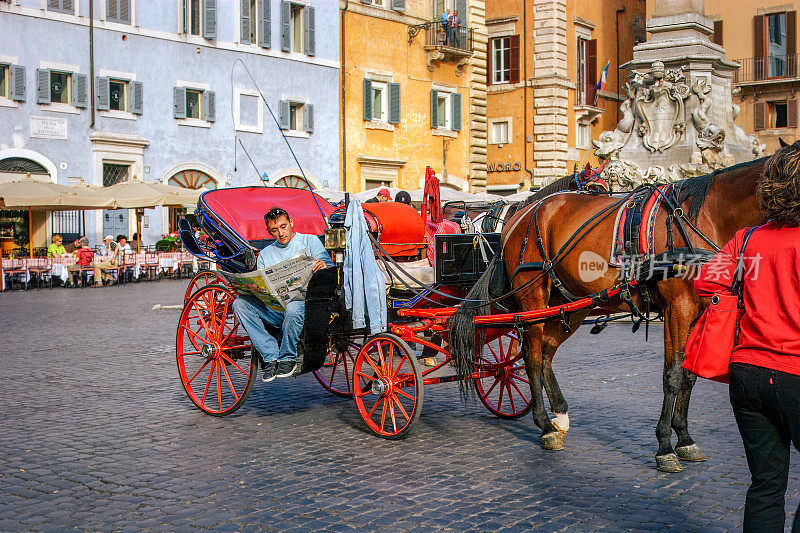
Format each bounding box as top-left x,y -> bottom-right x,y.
420,166 -> 461,265
361,202 -> 426,257
201,187 -> 335,240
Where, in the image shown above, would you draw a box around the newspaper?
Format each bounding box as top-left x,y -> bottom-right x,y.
218,253 -> 316,312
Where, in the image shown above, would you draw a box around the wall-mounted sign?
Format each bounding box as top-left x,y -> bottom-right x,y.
30,115 -> 68,140
488,161 -> 522,172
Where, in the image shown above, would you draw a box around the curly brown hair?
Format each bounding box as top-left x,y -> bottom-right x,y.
757,144 -> 800,225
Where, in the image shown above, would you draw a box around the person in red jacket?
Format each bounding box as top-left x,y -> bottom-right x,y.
695,146 -> 800,532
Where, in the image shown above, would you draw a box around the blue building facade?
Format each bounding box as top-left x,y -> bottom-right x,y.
0,0 -> 339,250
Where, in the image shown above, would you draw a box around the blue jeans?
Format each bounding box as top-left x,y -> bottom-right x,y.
232,295 -> 304,364
729,362 -> 800,532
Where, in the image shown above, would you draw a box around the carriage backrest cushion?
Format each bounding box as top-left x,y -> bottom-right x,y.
361,202 -> 426,257
200,187 -> 335,242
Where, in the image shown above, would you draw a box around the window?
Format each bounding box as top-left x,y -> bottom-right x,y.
189,0 -> 202,35
36,69 -> 87,108
109,79 -> 127,111
712,20 -> 723,46
96,77 -> 142,115
50,71 -> 71,104
371,82 -> 387,122
174,86 -> 215,122
0,65 -> 7,99
107,0 -> 131,24
577,38 -> 597,105
363,0 -> 385,6
241,0 -> 270,47
235,89 -> 263,133
430,89 -> 461,132
491,120 -> 509,144
362,79 -> 400,124
492,37 -> 510,84
102,163 -> 130,187
754,99 -> 797,129
281,1 -> 315,55
279,99 -> 314,134
576,122 -> 590,149
754,12 -> 796,80
47,0 -> 74,14
0,64 -> 23,102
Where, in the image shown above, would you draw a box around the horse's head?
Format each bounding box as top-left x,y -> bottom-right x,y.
579,161 -> 609,192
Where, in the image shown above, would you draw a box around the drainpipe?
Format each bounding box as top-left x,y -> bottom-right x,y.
615,5 -> 625,123
340,0 -> 349,191
89,0 -> 95,128
523,0 -> 533,190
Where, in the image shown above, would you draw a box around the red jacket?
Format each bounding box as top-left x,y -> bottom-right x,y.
75,247 -> 95,267
694,222 -> 800,376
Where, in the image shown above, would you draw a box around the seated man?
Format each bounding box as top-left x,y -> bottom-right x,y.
66,237 -> 94,287
232,207 -> 334,382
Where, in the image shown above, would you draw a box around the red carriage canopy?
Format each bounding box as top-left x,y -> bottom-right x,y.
199,187 -> 334,241
361,202 -> 426,257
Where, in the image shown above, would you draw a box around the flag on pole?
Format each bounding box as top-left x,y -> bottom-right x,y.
594,59 -> 610,105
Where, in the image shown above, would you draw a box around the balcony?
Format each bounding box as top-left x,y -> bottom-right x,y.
734,54 -> 800,85
408,20 -> 474,74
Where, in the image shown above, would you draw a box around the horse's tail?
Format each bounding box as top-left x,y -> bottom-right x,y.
449,253 -> 501,399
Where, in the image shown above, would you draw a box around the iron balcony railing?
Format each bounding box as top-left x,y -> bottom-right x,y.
425,20 -> 474,53
734,54 -> 799,83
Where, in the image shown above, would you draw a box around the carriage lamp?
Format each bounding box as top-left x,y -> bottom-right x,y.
324,227 -> 346,266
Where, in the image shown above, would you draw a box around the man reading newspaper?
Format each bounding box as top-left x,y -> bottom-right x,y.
232,207 -> 334,382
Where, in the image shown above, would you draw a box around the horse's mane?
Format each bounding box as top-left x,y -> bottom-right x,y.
517,174 -> 576,209
674,156 -> 767,223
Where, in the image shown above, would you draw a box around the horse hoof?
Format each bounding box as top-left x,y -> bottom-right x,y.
675,444 -> 707,462
541,432 -> 565,450
655,453 -> 684,472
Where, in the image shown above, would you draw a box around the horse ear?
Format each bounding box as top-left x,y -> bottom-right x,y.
779,137 -> 789,148
584,162 -> 592,176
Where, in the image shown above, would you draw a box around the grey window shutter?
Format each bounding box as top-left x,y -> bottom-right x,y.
130,81 -> 143,115
304,103 -> 314,133
62,0 -> 73,12
119,0 -> 130,23
259,0 -> 271,48
108,0 -> 118,21
455,0 -> 467,24
430,89 -> 438,128
280,0 -> 291,51
10,65 -> 25,102
37,68 -> 50,104
279,99 -> 290,129
204,90 -> 216,122
363,79 -> 373,120
48,0 -> 60,10
451,92 -> 461,131
96,76 -> 110,110
73,73 -> 88,108
392,0 -> 405,11
182,0 -> 189,32
203,0 -> 216,39
388,82 -> 400,124
305,6 -> 315,56
241,0 -> 251,43
174,87 -> 187,119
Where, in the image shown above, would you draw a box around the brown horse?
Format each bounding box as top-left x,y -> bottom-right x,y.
451,150 -> 772,472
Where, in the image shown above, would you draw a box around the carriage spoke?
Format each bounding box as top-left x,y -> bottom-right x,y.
363,354 -> 383,376
201,360 -> 214,406
219,352 -> 249,377
187,356 -> 213,384
376,343 -> 387,374
392,354 -> 408,379
507,382 -> 516,413
497,381 -> 505,411
487,344 -> 501,364
509,376 -> 528,400
395,388 -> 415,400
192,301 -> 214,337
355,371 -> 377,381
217,363 -> 222,411
220,361 -> 240,403
484,376 -> 502,397
380,398 -> 388,433
511,373 -> 530,385
392,395 -> 410,422
389,399 -> 398,434
367,397 -> 382,418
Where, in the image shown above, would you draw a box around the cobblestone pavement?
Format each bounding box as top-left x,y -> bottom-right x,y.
1,281 -> 799,531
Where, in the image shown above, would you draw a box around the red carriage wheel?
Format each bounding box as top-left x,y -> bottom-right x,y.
474,329 -> 532,419
176,284 -> 257,416
313,335 -> 365,398
184,269 -> 227,304
353,334 -> 423,439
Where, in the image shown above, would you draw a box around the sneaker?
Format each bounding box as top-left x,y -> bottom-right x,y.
261,361 -> 277,383
275,360 -> 298,378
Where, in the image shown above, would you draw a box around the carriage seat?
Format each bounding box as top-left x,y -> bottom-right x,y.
376,258 -> 435,290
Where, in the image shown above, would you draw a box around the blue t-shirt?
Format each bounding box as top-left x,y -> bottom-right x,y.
257,233 -> 334,270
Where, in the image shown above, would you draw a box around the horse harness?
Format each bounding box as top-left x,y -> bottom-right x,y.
508,180 -> 721,331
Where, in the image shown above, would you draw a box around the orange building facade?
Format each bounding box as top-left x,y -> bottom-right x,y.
485,0 -> 645,193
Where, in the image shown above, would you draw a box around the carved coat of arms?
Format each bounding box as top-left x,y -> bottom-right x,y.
635,64 -> 689,152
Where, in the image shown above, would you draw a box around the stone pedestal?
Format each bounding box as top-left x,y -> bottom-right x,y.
593,0 -> 763,189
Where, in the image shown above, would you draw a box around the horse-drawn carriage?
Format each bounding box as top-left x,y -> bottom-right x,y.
175,185 -> 536,438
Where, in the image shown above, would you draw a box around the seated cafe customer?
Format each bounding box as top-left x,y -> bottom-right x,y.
66,238 -> 94,287
94,236 -> 120,287
47,235 -> 67,258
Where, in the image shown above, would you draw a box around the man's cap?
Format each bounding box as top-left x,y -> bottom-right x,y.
104,235 -> 114,241
378,188 -> 391,197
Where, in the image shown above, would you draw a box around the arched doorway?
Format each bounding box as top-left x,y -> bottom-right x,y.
0,156 -> 54,257
273,175 -> 313,189
167,169 -> 217,232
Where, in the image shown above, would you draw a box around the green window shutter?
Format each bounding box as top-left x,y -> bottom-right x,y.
280,0 -> 291,52
363,79 -> 373,121
305,5 -> 315,56
388,82 -> 400,124
130,81 -> 143,115
174,87 -> 187,119
36,68 -> 50,104
96,76 -> 110,110
204,90 -> 216,122
392,0 -> 405,11
430,89 -> 438,129
279,99 -> 290,129
10,65 -> 25,102
304,103 -> 314,133
73,73 -> 88,108
451,92 -> 461,131
241,0 -> 251,43
259,0 -> 271,48
203,0 -> 216,39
